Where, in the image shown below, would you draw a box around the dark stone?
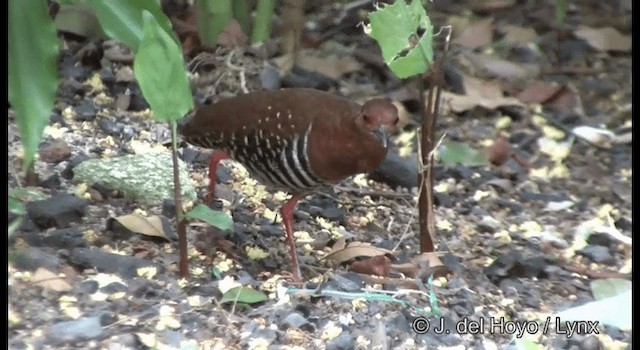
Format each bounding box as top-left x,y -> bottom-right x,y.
280,312 -> 313,331
26,193 -> 88,229
69,247 -> 164,279
326,331 -> 354,350
97,119 -> 122,136
74,100 -> 97,121
40,173 -> 62,189
78,280 -> 99,295
492,198 -> 524,214
91,183 -> 112,199
331,273 -> 364,292
22,227 -> 86,250
434,192 -> 453,207
586,233 -> 614,247
39,140 -> 73,163
10,247 -> 60,271
260,61 -> 281,90
128,87 -> 149,111
368,149 -> 418,188
62,153 -> 90,179
49,111 -> 71,129
520,191 -> 568,203
281,66 -> 335,91
180,148 -> 209,164
101,281 -> 128,294
484,251 -> 548,284
577,245 -> 616,265
46,317 -> 103,344
162,199 -> 176,218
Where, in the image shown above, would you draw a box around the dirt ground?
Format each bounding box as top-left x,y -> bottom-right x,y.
8,1 -> 631,349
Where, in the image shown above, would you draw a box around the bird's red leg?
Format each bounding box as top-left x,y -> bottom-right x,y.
280,193 -> 303,281
206,151 -> 230,203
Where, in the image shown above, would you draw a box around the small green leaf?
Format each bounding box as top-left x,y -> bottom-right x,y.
220,286 -> 268,304
211,267 -> 222,280
8,197 -> 25,216
9,187 -> 47,202
368,0 -> 433,78
438,141 -> 487,167
9,0 -> 60,170
85,0 -> 176,52
185,204 -> 234,231
134,10 -> 193,121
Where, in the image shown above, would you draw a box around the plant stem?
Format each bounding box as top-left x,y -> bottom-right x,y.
170,121 -> 189,279
251,0 -> 278,44
233,0 -> 251,37
195,0 -> 233,47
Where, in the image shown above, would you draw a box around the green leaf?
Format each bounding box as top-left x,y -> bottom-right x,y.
185,204 -> 234,231
220,286 -> 268,304
438,141 -> 487,167
368,0 -> 433,78
85,0 -> 177,52
8,197 -> 25,216
591,278 -> 632,301
134,11 -> 193,121
9,187 -> 47,202
9,0 -> 60,170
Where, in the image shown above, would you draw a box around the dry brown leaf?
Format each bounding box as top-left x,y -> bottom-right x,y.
349,255 -> 392,277
113,214 -> 171,240
517,81 -> 564,104
465,53 -> 538,80
391,252 -> 449,279
453,17 -> 494,48
501,25 -> 538,45
32,268 -> 73,292
442,74 -> 524,112
322,242 -> 391,265
296,50 -> 362,80
470,0 -> 516,12
574,26 -> 631,52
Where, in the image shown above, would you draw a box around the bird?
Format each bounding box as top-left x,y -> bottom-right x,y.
179,88 -> 399,280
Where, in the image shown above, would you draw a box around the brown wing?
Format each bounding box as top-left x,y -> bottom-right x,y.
179,88 -> 361,150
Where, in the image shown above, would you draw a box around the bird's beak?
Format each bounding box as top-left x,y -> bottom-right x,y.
373,125 -> 389,149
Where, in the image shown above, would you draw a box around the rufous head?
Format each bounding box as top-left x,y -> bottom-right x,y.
355,98 -> 399,149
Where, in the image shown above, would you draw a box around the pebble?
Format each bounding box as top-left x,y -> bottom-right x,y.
46,316 -> 103,344
39,140 -> 72,163
26,193 -> 88,229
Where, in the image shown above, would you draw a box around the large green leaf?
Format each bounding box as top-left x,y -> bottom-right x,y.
8,0 -> 60,170
85,0 -> 177,52
133,11 -> 193,121
438,140 -> 487,167
368,0 -> 433,78
184,204 -> 234,231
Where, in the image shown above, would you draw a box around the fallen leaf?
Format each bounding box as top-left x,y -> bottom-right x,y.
469,0 -> 516,12
517,81 -> 564,104
349,255 -> 392,276
442,74 -> 524,113
391,252 -> 449,279
465,53 -> 538,80
453,17 -> 494,48
500,25 -> 538,45
574,26 -> 631,53
296,50 -> 363,80
32,268 -> 72,292
323,242 -> 391,265
113,214 -> 173,240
